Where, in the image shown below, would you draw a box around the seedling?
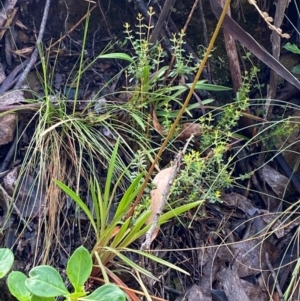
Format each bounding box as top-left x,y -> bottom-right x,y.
0,247 -> 126,301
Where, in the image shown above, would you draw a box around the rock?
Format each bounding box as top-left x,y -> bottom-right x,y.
175,285 -> 212,301
0,114 -> 17,145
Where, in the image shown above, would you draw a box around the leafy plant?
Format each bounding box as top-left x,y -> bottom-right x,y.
9,13 -> 152,265
55,139 -> 202,283
283,42 -> 300,55
0,246 -> 126,301
283,43 -> 300,74
122,9 -> 230,133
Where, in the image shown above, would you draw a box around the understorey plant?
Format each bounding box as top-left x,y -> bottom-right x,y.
55,139 -> 202,299
0,246 -> 126,301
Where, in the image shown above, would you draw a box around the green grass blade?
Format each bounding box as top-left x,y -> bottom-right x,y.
89,179 -> 100,232
110,218 -> 131,248
118,211 -> 151,247
55,180 -> 98,234
97,53 -> 134,63
104,138 -> 120,204
105,247 -> 158,280
193,80 -> 231,91
124,248 -> 189,275
159,200 -> 204,223
113,173 -> 144,218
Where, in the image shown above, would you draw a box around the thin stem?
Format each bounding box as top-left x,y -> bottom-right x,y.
126,0 -> 232,219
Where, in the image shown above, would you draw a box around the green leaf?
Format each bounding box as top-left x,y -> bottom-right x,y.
90,179 -> 101,232
118,211 -> 151,247
130,112 -> 146,131
31,295 -> 56,301
124,248 -> 189,275
97,53 -> 134,63
26,266 -> 69,297
65,291 -> 87,300
168,82 -> 230,100
292,64 -> 300,75
67,246 -> 92,292
104,247 -> 157,280
55,180 -> 98,234
283,42 -> 300,54
110,218 -> 131,248
159,200 -> 204,223
142,64 -> 150,84
7,271 -> 31,301
148,66 -> 168,84
104,138 -> 119,206
113,173 -> 144,218
193,81 -> 231,91
80,284 -> 126,301
0,248 -> 14,278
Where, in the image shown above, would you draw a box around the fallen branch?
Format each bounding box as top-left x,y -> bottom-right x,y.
14,0 -> 51,89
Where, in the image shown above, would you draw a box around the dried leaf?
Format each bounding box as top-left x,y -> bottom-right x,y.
152,110 -> 166,135
177,123 -> 201,140
147,167 -> 173,241
12,46 -> 35,56
15,20 -> 29,30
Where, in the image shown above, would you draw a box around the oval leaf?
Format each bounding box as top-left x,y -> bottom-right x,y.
26,266 -> 69,297
0,248 -> 14,278
66,246 -> 92,291
7,271 -> 31,301
31,295 -> 56,301
80,284 -> 126,301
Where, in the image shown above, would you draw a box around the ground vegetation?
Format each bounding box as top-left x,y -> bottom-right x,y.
0,0 -> 299,300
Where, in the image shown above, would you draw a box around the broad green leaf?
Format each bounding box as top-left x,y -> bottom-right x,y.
26,266 -> 69,297
0,248 -> 14,278
65,291 -> 87,300
7,271 -> 31,301
97,53 -> 134,63
31,295 -> 56,301
67,246 -> 92,292
80,284 -> 126,301
284,42 -> 300,54
185,99 -> 215,110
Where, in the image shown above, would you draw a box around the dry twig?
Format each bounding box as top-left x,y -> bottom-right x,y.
14,0 -> 51,89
